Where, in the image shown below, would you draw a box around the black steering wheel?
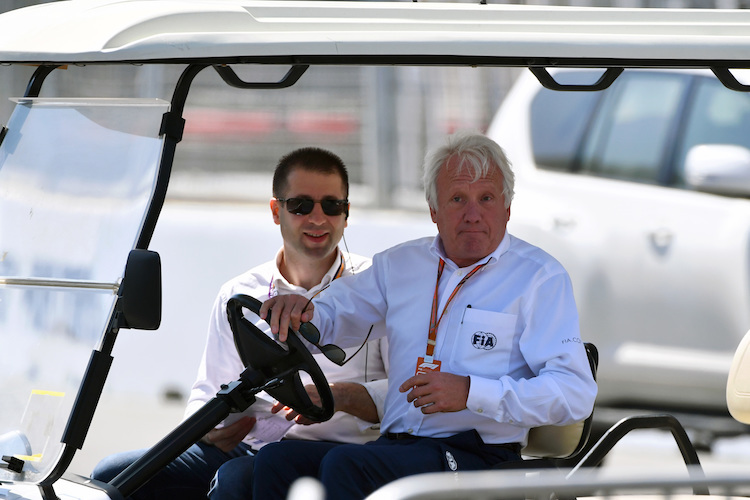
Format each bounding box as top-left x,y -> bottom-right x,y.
226,293 -> 335,423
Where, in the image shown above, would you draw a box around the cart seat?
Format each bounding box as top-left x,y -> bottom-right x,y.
727,328 -> 750,424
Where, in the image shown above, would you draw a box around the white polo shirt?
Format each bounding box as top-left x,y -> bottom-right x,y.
311,233 -> 597,445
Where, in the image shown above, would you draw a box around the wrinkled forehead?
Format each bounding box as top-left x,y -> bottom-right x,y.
441,155 -> 503,187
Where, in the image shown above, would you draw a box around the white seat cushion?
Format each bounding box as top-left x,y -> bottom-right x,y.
522,421 -> 585,458
726,329 -> 750,424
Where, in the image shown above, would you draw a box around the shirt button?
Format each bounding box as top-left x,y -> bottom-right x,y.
407,429 -> 414,434
477,408 -> 484,414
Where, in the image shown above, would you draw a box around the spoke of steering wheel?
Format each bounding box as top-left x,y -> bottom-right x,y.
227,294 -> 335,423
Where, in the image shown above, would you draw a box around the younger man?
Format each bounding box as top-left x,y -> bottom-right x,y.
93,147 -> 388,500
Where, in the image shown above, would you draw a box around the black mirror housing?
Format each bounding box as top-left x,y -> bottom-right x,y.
119,249 -> 162,330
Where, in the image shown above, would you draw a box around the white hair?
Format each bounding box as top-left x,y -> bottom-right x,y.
422,130 -> 514,211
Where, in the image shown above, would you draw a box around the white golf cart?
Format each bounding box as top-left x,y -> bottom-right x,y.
0,1 -> 749,499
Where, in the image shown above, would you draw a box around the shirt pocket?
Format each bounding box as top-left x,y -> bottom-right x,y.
448,307 -> 517,378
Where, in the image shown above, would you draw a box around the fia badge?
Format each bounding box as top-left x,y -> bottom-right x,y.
415,356 -> 442,376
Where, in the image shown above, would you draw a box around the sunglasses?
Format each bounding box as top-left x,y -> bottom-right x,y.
298,320 -> 373,366
277,197 -> 349,217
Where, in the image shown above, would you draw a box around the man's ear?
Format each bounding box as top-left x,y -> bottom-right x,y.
430,206 -> 438,223
270,199 -> 281,225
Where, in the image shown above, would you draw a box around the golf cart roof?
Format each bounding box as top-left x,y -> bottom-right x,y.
1,0 -> 750,68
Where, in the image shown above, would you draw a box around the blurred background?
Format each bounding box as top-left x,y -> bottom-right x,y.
3,0 -> 750,210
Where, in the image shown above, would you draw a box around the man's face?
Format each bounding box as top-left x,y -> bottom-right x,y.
429,157 -> 510,268
271,167 -> 348,262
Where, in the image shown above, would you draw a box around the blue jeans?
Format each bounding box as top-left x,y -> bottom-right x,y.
91,441 -> 254,500
252,431 -> 521,500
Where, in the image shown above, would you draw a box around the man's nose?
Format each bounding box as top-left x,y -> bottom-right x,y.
308,202 -> 327,223
463,200 -> 481,222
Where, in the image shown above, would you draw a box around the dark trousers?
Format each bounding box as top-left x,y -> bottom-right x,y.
252,430 -> 521,500
91,441 -> 253,500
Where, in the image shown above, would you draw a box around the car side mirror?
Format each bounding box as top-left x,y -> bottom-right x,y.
118,249 -> 162,330
684,144 -> 750,196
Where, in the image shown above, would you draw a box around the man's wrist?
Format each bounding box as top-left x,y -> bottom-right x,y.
328,381 -> 379,423
329,382 -> 349,413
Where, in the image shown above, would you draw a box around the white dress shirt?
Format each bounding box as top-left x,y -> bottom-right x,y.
311,233 -> 597,445
185,249 -> 389,446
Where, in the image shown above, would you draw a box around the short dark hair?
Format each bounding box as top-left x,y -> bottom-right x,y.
273,147 -> 349,198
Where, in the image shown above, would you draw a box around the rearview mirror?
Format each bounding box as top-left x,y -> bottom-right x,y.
684,144 -> 750,196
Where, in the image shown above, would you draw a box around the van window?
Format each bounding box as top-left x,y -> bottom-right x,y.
674,76 -> 750,185
580,72 -> 690,184
530,71 -> 603,171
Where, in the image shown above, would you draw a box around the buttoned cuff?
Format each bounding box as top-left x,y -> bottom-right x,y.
466,375 -> 515,424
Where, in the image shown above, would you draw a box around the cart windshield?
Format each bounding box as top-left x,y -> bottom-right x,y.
0,97 -> 167,484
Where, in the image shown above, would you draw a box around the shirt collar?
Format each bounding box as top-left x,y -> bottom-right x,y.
271,248 -> 344,297
429,232 -> 511,270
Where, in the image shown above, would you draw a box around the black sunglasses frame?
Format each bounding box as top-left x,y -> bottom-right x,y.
298,320 -> 373,367
277,197 -> 349,217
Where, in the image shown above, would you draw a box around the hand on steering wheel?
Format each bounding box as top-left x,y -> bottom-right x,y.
226,294 -> 335,423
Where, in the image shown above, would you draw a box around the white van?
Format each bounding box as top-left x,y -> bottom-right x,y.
488,68 -> 750,441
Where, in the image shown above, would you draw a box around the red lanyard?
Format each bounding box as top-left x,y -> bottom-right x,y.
425,258 -> 488,360
332,252 -> 346,280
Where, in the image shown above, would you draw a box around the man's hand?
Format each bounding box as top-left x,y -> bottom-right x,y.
200,417 -> 256,452
271,384 -> 324,425
399,372 -> 470,414
271,382 -> 380,425
259,294 -> 313,341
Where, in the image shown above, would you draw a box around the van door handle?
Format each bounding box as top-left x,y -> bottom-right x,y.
552,216 -> 576,230
648,227 -> 673,251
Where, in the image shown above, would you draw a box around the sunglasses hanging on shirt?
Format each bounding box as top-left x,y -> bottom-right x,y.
296,320 -> 373,366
